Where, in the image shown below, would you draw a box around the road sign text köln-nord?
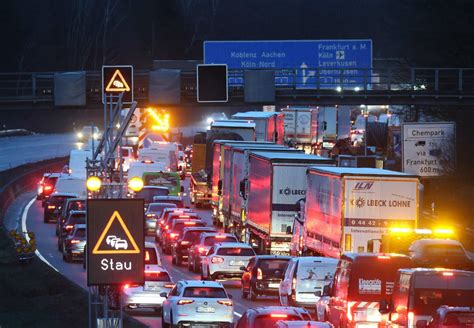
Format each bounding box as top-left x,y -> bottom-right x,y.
102,65 -> 134,104
204,40 -> 372,89
87,199 -> 144,286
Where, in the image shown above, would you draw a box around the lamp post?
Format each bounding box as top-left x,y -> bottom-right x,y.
363,109 -> 368,156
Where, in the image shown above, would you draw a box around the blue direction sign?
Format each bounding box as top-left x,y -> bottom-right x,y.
204,40 -> 372,89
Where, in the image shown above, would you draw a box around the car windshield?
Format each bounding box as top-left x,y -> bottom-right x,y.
74,229 -> 86,238
217,247 -> 255,256
258,259 -> 290,277
204,236 -> 238,246
443,312 -> 474,326
414,289 -> 474,314
145,271 -> 171,282
253,314 -> 301,328
182,287 -> 227,298
68,215 -> 85,224
144,247 -> 158,265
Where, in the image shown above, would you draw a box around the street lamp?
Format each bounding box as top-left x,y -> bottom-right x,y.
363,109 -> 369,156
128,177 -> 144,193
86,176 -> 102,192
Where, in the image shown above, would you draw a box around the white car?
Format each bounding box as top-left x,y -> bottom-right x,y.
201,242 -> 256,281
161,280 -> 233,328
122,265 -> 174,312
114,239 -> 128,250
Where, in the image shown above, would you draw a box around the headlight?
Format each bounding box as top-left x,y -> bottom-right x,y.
93,133 -> 99,139
77,132 -> 83,139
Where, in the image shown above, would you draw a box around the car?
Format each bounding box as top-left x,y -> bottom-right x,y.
58,210 -> 86,252
77,125 -> 100,142
161,280 -> 234,328
115,239 -> 128,250
423,306 -> 474,328
242,255 -> 291,301
188,232 -> 239,273
122,265 -> 174,313
155,208 -> 195,243
135,186 -> 170,208
55,197 -> 85,236
408,239 -> 473,270
170,226 -> 217,266
37,172 -> 60,202
161,219 -> 205,255
273,321 -> 333,328
280,257 -> 338,308
152,195 -> 184,208
43,193 -> 78,223
145,202 -> 177,235
201,242 -> 256,281
156,212 -> 200,246
235,306 -> 312,328
144,241 -> 162,266
62,224 -> 86,262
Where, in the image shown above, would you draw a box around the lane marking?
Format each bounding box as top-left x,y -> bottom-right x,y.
234,311 -> 242,317
22,196 -> 59,272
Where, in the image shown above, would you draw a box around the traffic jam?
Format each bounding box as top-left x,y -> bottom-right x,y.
36,108 -> 474,328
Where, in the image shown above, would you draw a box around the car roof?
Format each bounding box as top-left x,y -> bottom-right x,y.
249,306 -> 308,316
144,241 -> 157,248
179,280 -> 223,288
149,202 -> 177,207
44,172 -> 61,178
143,186 -> 169,190
51,192 -> 80,197
410,239 -> 464,247
183,227 -> 216,233
275,321 -> 332,328
201,232 -> 236,238
144,264 -> 168,273
215,242 -> 253,249
294,256 -> 339,264
74,224 -> 86,229
69,210 -> 86,215
254,255 -> 292,261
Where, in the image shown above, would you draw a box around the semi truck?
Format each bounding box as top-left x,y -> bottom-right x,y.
209,120 -> 256,141
231,111 -> 284,144
221,143 -> 292,233
303,167 -> 420,258
282,107 -> 318,151
242,151 -> 335,255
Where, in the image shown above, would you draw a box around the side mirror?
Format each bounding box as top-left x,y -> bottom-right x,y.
286,226 -> 292,234
159,292 -> 168,298
379,299 -> 389,314
240,266 -> 246,271
416,320 -> 428,328
227,294 -> 233,299
322,284 -> 331,297
314,291 -> 322,297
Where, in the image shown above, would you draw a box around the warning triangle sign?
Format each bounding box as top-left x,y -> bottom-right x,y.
92,211 -> 140,254
105,69 -> 131,92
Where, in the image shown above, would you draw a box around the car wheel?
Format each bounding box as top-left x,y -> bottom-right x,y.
161,316 -> 169,328
63,253 -> 71,263
241,283 -> 249,299
249,286 -> 257,301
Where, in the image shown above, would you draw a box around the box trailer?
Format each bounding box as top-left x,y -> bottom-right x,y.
303,167 -> 420,258
231,111 -> 285,144
209,120 -> 256,141
282,107 -> 318,149
243,151 -> 335,255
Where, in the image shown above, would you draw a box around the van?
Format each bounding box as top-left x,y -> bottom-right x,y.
54,176 -> 87,198
69,149 -> 92,179
323,253 -> 413,327
383,268 -> 474,328
279,257 -> 338,307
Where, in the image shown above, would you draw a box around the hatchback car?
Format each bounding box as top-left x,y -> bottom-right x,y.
171,226 -> 217,266
37,172 -> 60,202
242,255 -> 291,300
152,195 -> 184,208
424,306 -> 474,328
56,197 -> 85,236
161,280 -> 233,328
408,239 -> 473,270
187,232 -> 238,273
155,208 -> 195,244
235,306 -> 312,328
201,242 -> 256,281
122,265 -> 174,313
43,193 -> 78,223
59,210 -> 86,252
145,202 -> 177,235
62,224 -> 86,262
162,219 -> 205,255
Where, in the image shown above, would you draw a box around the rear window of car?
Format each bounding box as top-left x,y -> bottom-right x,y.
68,214 -> 85,224
217,247 -> 255,256
425,244 -> 465,256
50,196 -> 70,205
145,247 -> 159,264
145,271 -> 171,282
204,236 -> 238,246
173,221 -> 205,232
253,314 -> 301,328
69,200 -> 85,211
443,312 -> 474,326
74,228 -> 86,238
258,259 -> 290,275
149,203 -> 176,213
414,289 -> 474,314
182,287 -> 227,298
183,230 -> 212,242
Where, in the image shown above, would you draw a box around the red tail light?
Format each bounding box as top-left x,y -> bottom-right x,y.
48,205 -> 56,209
145,251 -> 150,261
177,299 -> 194,305
164,284 -> 174,288
170,233 -> 178,238
160,220 -> 165,225
123,284 -> 130,290
257,268 -> 263,280
184,221 -> 196,225
199,247 -> 207,254
44,185 -> 53,191
181,241 -> 190,245
442,272 -> 454,276
165,225 -> 169,230
65,225 -> 74,230
211,256 -> 224,264
270,314 -> 288,318
378,255 -> 391,259
347,301 -> 355,321
70,239 -> 80,244
217,300 -> 233,306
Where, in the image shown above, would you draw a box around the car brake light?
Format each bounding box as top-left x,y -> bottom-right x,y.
65,225 -> 74,230
145,251 -> 150,261
211,256 -> 224,264
347,301 -> 355,321
145,270 -> 161,274
181,241 -> 190,245
179,215 -> 190,218
177,299 -> 194,305
199,247 -> 206,254
146,213 -> 155,217
378,255 -> 391,259
170,233 -> 178,238
48,205 -> 56,209
160,220 -> 165,224
123,284 -> 130,290
270,314 -> 288,318
257,268 -> 263,280
165,225 -> 169,230
44,185 -> 53,191
184,222 -> 196,225
292,277 -> 296,290
164,284 -> 175,288
442,272 -> 454,276
70,239 -> 80,244
215,235 -> 226,239
408,311 -> 415,328
217,300 -> 233,306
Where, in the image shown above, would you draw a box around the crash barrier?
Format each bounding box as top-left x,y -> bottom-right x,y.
0,157 -> 68,226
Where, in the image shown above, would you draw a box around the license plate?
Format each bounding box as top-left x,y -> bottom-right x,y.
230,261 -> 244,266
196,307 -> 215,313
269,283 -> 280,288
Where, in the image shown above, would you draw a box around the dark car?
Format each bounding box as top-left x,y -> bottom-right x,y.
152,195 -> 184,208
58,210 -> 86,252
55,198 -> 85,236
43,193 -> 78,223
235,306 -> 312,328
170,226 -> 217,266
135,186 -> 170,208
425,306 -> 474,328
161,219 -> 205,255
408,239 -> 473,271
145,202 -> 177,235
37,172 -> 60,203
156,211 -> 199,245
242,255 -> 291,300
62,224 -> 86,262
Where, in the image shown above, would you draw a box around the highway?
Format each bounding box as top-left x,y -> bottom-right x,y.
25,178 -> 279,327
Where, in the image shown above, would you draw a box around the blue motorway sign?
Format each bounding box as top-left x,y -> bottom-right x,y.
204,40 -> 372,89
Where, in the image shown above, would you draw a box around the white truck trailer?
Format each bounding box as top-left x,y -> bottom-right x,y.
231,111 -> 284,144
209,120 -> 256,141
303,167 -> 420,258
242,151 -> 334,255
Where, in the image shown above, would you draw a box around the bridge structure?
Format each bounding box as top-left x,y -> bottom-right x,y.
1,67 -> 474,109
